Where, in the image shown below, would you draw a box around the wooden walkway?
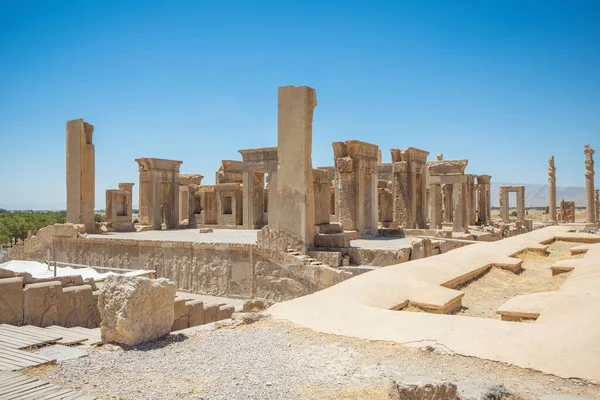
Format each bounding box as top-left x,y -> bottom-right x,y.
0,345 -> 54,371
0,325 -> 102,348
0,371 -> 95,399
0,324 -> 103,372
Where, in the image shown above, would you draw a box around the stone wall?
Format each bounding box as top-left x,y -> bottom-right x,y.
6,224 -> 350,302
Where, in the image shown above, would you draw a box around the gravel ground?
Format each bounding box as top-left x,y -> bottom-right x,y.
456,240 -> 584,319
25,318 -> 599,400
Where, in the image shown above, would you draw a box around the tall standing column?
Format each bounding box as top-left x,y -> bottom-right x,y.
243,172 -> 265,229
274,85 -> 317,251
452,182 -> 466,232
517,187 -> 525,221
66,119 -> 95,233
595,189 -> 600,222
500,188 -> 509,223
392,161 -> 410,228
548,156 -> 557,224
584,144 -> 596,228
429,183 -> 442,229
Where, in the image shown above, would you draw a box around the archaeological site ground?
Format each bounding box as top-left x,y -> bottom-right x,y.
0,84 -> 599,399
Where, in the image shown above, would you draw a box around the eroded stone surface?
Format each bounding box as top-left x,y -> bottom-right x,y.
99,276 -> 176,346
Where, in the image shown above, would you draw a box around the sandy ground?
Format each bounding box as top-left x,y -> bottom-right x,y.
455,241 -> 584,319
24,318 -> 599,400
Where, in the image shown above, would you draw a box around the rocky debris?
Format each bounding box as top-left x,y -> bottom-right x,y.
242,298 -> 272,312
457,379 -> 513,400
388,377 -> 457,399
99,275 -> 176,346
232,312 -> 267,325
199,228 -> 214,233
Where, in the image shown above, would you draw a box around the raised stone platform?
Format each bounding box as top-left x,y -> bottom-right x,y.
88,229 -> 259,244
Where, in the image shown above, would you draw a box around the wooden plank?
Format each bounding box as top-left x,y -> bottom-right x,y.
39,390 -> 78,400
0,329 -> 54,349
0,383 -> 49,399
0,381 -> 46,398
26,327 -> 87,346
10,384 -> 62,400
0,374 -> 31,387
0,352 -> 37,368
43,327 -> 99,345
0,346 -> 53,364
39,390 -> 75,400
0,336 -> 36,350
15,326 -> 81,346
0,325 -> 62,343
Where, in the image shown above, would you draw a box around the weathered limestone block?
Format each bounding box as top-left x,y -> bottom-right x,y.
23,281 -> 62,327
308,251 -> 342,267
99,276 -> 176,346
242,299 -> 270,312
32,275 -> 84,288
217,304 -> 235,320
187,300 -> 204,327
57,284 -> 94,328
0,277 -> 24,325
203,302 -> 219,323
388,378 -> 457,400
172,297 -> 189,331
88,290 -> 101,328
0,268 -> 16,279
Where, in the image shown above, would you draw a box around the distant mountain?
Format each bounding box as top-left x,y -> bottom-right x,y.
490,182 -> 586,208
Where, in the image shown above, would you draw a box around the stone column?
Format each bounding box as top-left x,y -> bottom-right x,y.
500,188 -> 509,223
443,184 -> 453,223
452,182 -> 466,232
516,187 -> 525,221
392,161 -> 410,228
429,183 -> 442,229
243,171 -> 265,229
584,144 -> 596,228
466,175 -> 476,226
548,156 -> 557,224
119,183 -> 135,219
66,119 -> 95,233
274,85 -> 317,251
334,145 -> 356,231
595,189 -> 600,223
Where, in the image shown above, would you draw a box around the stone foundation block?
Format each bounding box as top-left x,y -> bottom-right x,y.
57,285 -> 94,328
99,276 -> 176,346
172,297 -> 189,331
187,300 -> 204,327
202,302 -> 219,324
24,281 -> 62,327
217,304 -> 235,321
0,277 -> 24,325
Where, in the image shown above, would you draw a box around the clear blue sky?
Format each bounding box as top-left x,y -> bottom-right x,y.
0,0 -> 598,210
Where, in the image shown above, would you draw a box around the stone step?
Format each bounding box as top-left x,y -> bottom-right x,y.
315,233 -> 350,248
317,223 -> 344,234
308,251 -> 343,267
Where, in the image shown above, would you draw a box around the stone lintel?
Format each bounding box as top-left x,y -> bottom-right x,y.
345,140 -> 379,160
500,185 -> 525,192
219,160 -> 245,173
135,158 -> 183,172
118,183 -> 135,192
180,175 -> 204,186
390,147 -> 430,163
215,183 -> 243,192
427,159 -> 468,176
238,147 -> 278,163
196,185 -> 216,193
